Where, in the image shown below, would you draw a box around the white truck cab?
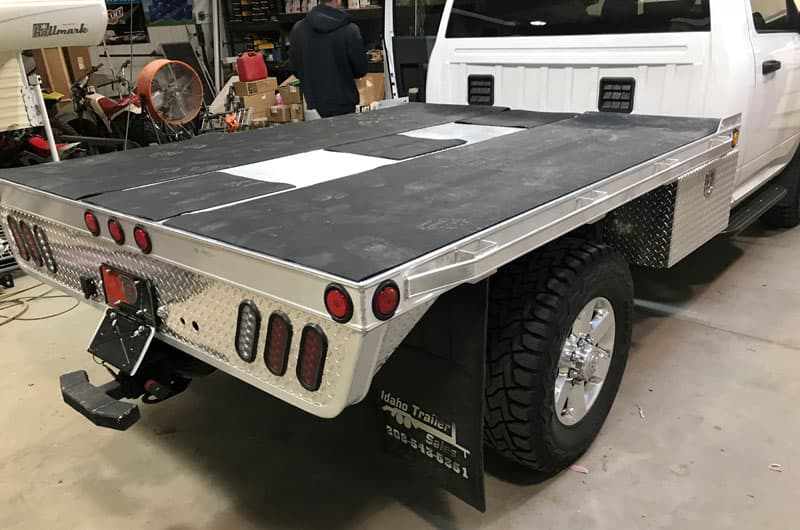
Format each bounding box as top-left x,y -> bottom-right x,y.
422,0 -> 800,207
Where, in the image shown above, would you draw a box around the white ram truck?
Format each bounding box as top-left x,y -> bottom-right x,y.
421,0 -> 800,223
1,0 -> 796,512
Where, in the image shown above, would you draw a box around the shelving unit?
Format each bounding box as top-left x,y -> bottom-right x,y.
223,2 -> 385,58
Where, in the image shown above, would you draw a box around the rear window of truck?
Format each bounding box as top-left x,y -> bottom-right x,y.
446,0 -> 711,38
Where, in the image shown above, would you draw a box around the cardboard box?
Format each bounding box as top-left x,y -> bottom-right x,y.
270,105 -> 291,123
234,77 -> 278,96
63,47 -> 92,85
290,103 -> 304,122
279,84 -> 303,105
33,48 -> 72,95
356,73 -> 385,106
241,92 -> 276,118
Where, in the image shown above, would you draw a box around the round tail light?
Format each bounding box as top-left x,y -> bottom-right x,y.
373,281 -> 400,320
84,211 -> 100,236
108,219 -> 125,245
133,226 -> 152,254
324,284 -> 353,323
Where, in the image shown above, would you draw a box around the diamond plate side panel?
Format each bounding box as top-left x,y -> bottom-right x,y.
0,209 -> 428,414
605,150 -> 738,268
375,302 -> 434,370
0,223 -> 16,273
604,183 -> 678,268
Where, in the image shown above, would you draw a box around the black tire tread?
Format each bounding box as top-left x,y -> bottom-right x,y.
484,238 -> 628,472
762,200 -> 800,228
763,148 -> 800,229
50,118 -> 79,139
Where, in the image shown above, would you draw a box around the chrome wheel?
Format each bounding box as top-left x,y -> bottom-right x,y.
555,297 -> 616,426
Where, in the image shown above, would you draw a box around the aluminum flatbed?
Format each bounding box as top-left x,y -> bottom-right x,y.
3,104 -> 721,281
0,102 -> 740,509
0,102 -> 737,409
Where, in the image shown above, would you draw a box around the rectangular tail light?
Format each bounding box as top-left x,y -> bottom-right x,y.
6,216 -> 29,262
297,324 -> 327,392
19,221 -> 42,267
265,311 -> 293,376
33,225 -> 57,273
235,300 -> 261,363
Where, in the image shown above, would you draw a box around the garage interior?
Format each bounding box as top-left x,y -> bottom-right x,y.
2,226 -> 797,528
1,0 -> 799,528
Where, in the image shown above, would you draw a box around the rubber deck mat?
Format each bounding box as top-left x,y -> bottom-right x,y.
456,110 -> 577,129
327,136 -> 466,160
85,172 -> 293,221
0,104 -> 503,200
167,113 -> 720,281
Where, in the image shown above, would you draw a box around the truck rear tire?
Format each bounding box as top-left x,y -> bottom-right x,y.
763,151 -> 800,228
484,238 -> 633,473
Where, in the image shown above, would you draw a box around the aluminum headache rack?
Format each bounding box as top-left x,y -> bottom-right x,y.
0,104 -> 741,419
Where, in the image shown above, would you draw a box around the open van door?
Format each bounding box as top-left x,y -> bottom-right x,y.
385,0 -> 446,101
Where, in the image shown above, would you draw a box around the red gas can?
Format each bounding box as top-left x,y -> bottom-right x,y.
237,52 -> 267,82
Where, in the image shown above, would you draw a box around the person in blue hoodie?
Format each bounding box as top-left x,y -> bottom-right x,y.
289,0 -> 369,118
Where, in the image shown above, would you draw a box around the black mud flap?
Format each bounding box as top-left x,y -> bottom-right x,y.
372,281 -> 488,511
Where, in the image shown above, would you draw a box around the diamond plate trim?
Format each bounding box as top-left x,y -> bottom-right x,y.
604,183 -> 677,268
605,150 -> 738,268
0,209 -> 428,414
0,224 -> 16,273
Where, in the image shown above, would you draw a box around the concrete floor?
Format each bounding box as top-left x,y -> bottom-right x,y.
1,224 -> 798,530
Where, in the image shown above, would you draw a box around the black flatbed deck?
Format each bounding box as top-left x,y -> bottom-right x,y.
0,104 -> 719,282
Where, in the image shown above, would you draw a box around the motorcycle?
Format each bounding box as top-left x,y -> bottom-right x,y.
61,61 -> 158,149
0,91 -> 83,167
0,129 -> 83,167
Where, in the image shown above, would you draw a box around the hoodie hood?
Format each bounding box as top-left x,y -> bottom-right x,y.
306,4 -> 352,33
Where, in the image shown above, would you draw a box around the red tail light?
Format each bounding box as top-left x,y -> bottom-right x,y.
34,225 -> 57,274
373,281 -> 400,320
324,284 -> 353,323
265,311 -> 293,376
133,226 -> 152,254
84,211 -> 100,236
297,324 -> 327,391
108,219 -> 125,245
100,265 -> 139,307
6,216 -> 29,261
19,221 -> 42,267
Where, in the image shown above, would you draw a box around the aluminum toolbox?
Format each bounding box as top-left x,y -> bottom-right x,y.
605,149 -> 739,267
